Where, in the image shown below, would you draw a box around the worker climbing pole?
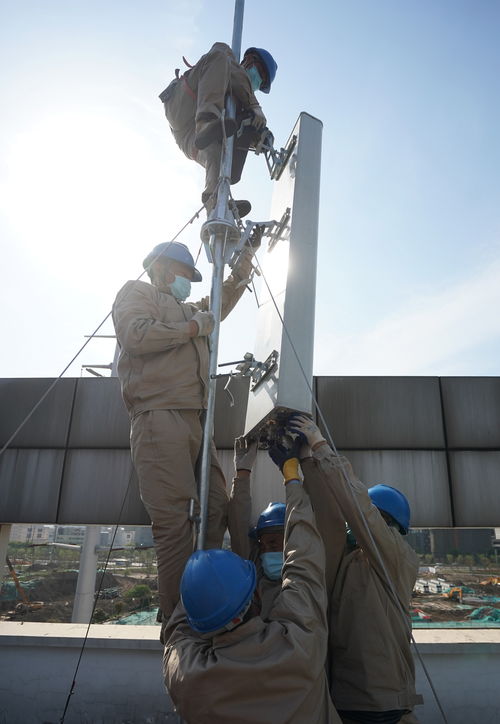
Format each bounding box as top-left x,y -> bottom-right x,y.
195,0 -> 247,549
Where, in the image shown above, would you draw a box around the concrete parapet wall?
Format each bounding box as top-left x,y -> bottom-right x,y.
0,623 -> 499,723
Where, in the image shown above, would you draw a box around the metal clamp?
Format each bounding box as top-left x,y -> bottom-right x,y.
249,350 -> 279,391
217,350 -> 279,395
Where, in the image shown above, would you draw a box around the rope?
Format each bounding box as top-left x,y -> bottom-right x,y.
0,203 -> 205,460
252,252 -> 449,724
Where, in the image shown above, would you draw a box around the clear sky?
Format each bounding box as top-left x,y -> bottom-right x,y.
1,0 -> 499,379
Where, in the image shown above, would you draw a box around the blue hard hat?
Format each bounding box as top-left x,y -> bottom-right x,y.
180,549 -> 256,633
368,484 -> 411,534
142,241 -> 202,281
244,47 -> 277,93
255,502 -> 286,535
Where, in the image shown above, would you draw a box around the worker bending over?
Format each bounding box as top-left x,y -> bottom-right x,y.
288,414 -> 422,724
163,442 -> 340,724
159,42 -> 277,212
112,240 -> 255,638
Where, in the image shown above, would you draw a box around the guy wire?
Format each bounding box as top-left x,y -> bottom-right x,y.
252,250 -> 449,724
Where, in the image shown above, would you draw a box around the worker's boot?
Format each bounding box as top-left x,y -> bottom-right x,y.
195,113 -> 237,150
232,199 -> 251,218
203,192 -> 251,219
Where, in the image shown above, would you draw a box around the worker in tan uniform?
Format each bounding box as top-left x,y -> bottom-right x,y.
288,414 -> 422,724
159,42 -> 277,211
228,434 -> 346,619
112,240 -> 255,633
163,443 -> 340,724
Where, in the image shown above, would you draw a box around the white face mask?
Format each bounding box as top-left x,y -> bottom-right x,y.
170,275 -> 191,301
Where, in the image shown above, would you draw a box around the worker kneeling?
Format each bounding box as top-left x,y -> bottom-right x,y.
163,445 -> 341,724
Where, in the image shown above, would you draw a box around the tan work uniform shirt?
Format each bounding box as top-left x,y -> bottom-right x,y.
163,482 -> 340,724
227,472 -> 281,619
312,445 -> 420,714
227,458 -> 342,620
112,250 -> 253,418
167,42 -> 260,160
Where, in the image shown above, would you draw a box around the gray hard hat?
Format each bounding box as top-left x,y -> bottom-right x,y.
142,241 -> 202,282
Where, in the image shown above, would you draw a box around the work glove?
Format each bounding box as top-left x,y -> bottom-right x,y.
287,414 -> 326,449
234,436 -> 258,472
251,105 -> 267,130
269,433 -> 305,484
191,310 -> 215,337
245,224 -> 264,251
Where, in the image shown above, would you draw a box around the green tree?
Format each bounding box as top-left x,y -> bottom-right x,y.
124,584 -> 152,608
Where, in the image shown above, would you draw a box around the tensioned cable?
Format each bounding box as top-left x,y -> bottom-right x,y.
0,204 -> 205,459
59,472 -> 134,723
56,206 -> 207,722
252,250 -> 449,724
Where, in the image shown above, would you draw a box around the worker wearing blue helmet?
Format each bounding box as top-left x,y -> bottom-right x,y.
288,415 -> 422,724
159,42 -> 277,212
112,239 -> 257,641
228,433 -> 341,620
163,442 -> 341,723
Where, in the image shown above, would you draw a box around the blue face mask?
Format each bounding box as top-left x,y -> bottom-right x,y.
170,275 -> 191,301
246,65 -> 263,92
261,551 -> 283,581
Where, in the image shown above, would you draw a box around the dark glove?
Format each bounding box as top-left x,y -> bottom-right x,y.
245,224 -> 265,250
269,433 -> 305,482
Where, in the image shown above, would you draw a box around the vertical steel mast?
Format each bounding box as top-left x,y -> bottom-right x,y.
196,0 -> 245,550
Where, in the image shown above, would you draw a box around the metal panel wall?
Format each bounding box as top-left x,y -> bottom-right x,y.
0,449 -> 64,523
316,377 -> 445,449
68,378 -> 130,448
58,450 -> 148,525
449,452 -> 500,526
345,450 -> 452,527
0,379 -> 76,448
1,376 -> 500,526
441,377 -> 500,449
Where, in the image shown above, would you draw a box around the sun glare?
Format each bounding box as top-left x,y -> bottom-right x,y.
2,109 -> 198,280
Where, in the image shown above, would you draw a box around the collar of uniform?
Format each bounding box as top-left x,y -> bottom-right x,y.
211,616 -> 266,648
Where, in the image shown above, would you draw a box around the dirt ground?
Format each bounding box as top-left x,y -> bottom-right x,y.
412,568 -> 500,623
0,569 -> 159,623
2,563 -> 499,625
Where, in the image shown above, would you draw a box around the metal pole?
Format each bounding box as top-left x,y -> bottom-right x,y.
0,524 -> 12,575
196,0 -> 245,550
213,0 -> 245,221
71,525 -> 100,623
197,237 -> 225,550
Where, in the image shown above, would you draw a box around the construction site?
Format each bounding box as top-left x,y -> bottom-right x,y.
1,1 -> 500,723
2,535 -> 499,627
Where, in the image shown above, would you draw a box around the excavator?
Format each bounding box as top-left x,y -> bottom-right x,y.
442,586 -> 463,603
5,556 -> 44,614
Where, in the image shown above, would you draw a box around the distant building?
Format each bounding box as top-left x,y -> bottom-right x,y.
54,525 -> 86,546
429,528 -> 494,556
10,524 -> 54,544
407,529 -> 431,554
134,527 -> 154,548
100,526 -> 136,548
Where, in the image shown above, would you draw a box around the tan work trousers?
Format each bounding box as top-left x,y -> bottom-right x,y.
164,42 -> 250,206
131,409 -> 228,619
